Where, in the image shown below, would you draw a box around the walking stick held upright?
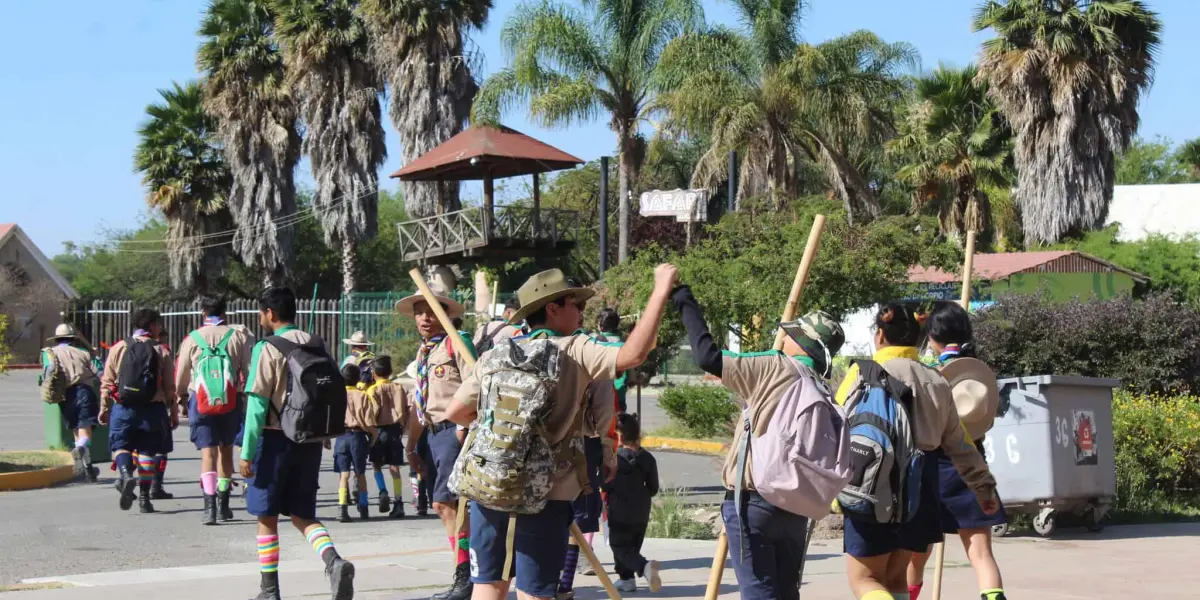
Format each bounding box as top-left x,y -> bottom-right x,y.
406,268 -> 624,600
703,214 -> 827,600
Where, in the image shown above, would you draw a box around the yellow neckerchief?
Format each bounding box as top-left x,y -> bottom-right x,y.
835,346 -> 920,405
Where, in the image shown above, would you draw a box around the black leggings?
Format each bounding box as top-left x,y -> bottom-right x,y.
609,520 -> 649,580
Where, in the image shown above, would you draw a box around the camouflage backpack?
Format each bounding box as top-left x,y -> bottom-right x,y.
39,348 -> 67,404
449,335 -> 572,515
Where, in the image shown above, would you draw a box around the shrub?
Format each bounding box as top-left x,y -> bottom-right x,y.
657,384 -> 738,438
973,292 -> 1200,395
1113,392 -> 1200,515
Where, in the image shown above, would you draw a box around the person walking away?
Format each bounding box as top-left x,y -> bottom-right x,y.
40,324 -> 101,481
366,356 -> 413,519
334,364 -> 375,522
241,287 -> 354,600
443,265 -> 678,600
175,296 -> 251,525
836,304 -> 999,600
672,285 -> 845,600
473,301 -> 522,354
98,309 -> 177,514
603,413 -> 660,593
906,301 -> 1008,600
394,282 -> 476,600
341,331 -> 376,391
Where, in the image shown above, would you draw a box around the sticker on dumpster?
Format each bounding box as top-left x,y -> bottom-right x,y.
1073,410 -> 1098,466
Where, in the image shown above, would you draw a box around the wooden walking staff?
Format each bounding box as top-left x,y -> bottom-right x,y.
930,229 -> 977,600
406,268 -> 624,600
704,214 -> 828,600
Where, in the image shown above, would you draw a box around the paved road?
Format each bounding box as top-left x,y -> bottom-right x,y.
0,370 -> 722,585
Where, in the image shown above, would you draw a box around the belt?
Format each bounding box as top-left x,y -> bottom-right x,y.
725,489 -> 763,502
429,421 -> 456,434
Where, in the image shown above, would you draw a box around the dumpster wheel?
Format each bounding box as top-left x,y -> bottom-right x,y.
1033,509 -> 1056,537
991,522 -> 1010,538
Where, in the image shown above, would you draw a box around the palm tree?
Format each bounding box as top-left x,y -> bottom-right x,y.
273,0 -> 387,295
1179,138 -> 1200,180
471,0 -> 703,264
133,82 -> 233,294
890,64 -> 1013,244
974,0 -> 1162,245
359,0 -> 491,218
198,0 -> 302,286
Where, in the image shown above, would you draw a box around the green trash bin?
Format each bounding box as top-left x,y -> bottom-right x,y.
43,400 -> 112,464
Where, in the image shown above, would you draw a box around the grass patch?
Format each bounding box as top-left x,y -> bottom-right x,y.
646,488 -> 719,541
0,451 -> 68,474
646,421 -> 730,443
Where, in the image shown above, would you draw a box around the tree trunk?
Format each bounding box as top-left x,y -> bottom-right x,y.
340,238 -> 357,297
618,145 -> 632,264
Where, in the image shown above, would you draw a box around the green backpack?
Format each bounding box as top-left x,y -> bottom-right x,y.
191,329 -> 238,416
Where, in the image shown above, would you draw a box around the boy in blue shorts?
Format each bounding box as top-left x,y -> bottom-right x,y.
334,364 -> 373,522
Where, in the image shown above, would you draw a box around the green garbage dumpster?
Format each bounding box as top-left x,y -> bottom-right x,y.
44,402 -> 111,464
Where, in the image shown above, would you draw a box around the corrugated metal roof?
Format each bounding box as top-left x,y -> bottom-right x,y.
909,250 -> 1148,283
390,125 -> 584,181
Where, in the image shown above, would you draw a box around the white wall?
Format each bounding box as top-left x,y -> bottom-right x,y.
1108,184 -> 1200,242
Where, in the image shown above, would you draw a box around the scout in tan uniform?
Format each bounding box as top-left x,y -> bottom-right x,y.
334,364 -> 374,523
671,284 -> 845,600
175,296 -> 251,525
365,355 -> 413,519
444,265 -> 678,600
98,309 -> 176,514
41,323 -> 100,480
394,281 -> 476,600
239,287 -> 354,600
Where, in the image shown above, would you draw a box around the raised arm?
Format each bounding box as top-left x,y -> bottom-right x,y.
670,285 -> 722,377
615,264 -> 678,373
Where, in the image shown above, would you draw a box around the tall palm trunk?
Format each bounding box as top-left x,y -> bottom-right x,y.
341,238 -> 357,298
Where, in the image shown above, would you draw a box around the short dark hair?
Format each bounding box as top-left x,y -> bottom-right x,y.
504,300 -> 519,312
617,412 -> 641,442
259,287 -> 297,322
340,363 -> 361,386
926,301 -> 976,357
524,297 -> 568,327
199,295 -> 226,318
452,317 -> 463,330
874,302 -> 922,347
598,308 -> 620,334
133,308 -> 161,332
373,355 -> 393,378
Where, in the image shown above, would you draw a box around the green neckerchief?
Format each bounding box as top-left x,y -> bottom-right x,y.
527,328 -> 558,339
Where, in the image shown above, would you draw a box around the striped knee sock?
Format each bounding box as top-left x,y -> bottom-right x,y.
559,544 -> 580,592
910,583 -> 923,600
305,526 -> 338,565
981,588 -> 1007,600
137,456 -> 158,486
456,532 -> 469,566
338,487 -> 349,506
374,471 -> 387,492
257,535 -> 280,573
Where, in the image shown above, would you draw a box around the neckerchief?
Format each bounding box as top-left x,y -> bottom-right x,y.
133,329 -> 150,338
938,344 -> 961,365
414,335 -> 445,425
203,316 -> 225,327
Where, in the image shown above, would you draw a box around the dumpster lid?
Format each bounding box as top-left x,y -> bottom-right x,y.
997,375 -> 1122,389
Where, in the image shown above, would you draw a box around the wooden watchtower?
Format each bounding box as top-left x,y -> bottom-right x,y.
391,125 -> 584,265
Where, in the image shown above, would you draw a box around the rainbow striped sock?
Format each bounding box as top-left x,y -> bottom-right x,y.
137,456 -> 158,485
306,526 -> 337,564
257,535 -> 279,573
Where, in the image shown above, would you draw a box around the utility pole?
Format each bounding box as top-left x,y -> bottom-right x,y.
599,156 -> 609,273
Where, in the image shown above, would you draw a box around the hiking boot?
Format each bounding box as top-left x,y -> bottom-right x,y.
388,501 -> 406,519
431,563 -> 472,600
218,489 -> 235,521
151,483 -> 174,500
70,446 -> 87,477
252,571 -> 282,600
358,505 -> 370,521
202,494 -> 217,526
417,508 -> 428,518
138,486 -> 156,514
115,465 -> 137,511
615,578 -> 637,593
338,506 -> 352,523
378,491 -> 390,514
325,557 -> 355,600
86,465 -> 99,483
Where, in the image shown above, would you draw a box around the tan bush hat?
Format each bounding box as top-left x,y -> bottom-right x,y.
394,282 -> 466,319
940,357 -> 1000,441
509,269 -> 594,324
47,323 -> 80,341
341,330 -> 375,346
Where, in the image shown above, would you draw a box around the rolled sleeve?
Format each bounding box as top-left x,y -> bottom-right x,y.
452,362 -> 482,409
565,335 -> 620,382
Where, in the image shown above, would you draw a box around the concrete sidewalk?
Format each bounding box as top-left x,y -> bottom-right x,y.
9,523 -> 1199,599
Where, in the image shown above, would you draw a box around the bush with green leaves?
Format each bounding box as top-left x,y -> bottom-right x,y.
658,384 -> 738,438
646,488 -> 718,540
1113,392 -> 1200,516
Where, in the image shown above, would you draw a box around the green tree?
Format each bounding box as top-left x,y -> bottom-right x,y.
199,0 -> 302,286
974,0 -> 1162,245
0,315 -> 11,373
359,0 -> 491,217
890,64 -> 1014,245
1176,138 -> 1200,180
132,81 -> 233,295
471,0 -> 704,265
273,0 -> 387,295
1115,137 -> 1198,185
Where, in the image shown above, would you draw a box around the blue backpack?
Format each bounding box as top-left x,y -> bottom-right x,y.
837,360 -> 925,524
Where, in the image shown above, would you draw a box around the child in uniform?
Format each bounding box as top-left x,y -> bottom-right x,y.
603,413 -> 660,593
366,355 -> 413,519
335,364 -> 375,522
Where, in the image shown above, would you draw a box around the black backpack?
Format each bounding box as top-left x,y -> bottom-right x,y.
118,338 -> 160,406
266,335 -> 347,443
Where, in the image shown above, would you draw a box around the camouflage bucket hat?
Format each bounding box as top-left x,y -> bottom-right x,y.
779,310 -> 845,378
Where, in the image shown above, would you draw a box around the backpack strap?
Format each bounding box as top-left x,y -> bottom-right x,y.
733,411 -> 752,564
189,330 -> 214,353
263,336 -> 300,418
856,359 -> 914,407
216,327 -> 236,351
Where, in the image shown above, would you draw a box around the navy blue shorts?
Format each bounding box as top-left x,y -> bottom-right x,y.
334,431 -> 370,474
470,500 -> 574,597
843,450 -> 943,557
573,436 -> 604,533
427,424 -> 462,504
369,424 -> 406,467
188,393 -> 241,449
60,384 -> 99,430
109,402 -> 167,456
938,441 -> 1007,533
246,429 -> 323,520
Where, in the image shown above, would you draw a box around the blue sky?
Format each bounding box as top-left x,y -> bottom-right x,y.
3,0 -> 1197,257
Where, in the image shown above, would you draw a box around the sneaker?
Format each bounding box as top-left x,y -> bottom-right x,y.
642,560 -> 662,593
577,562 -> 596,576
326,557 -> 355,600
615,578 -> 637,593
556,592 -> 575,600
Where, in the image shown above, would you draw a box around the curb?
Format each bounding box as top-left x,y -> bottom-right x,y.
0,452 -> 75,492
642,436 -> 727,456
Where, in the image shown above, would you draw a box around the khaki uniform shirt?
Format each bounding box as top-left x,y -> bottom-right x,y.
455,333 -> 619,502
368,381 -> 409,428
344,387 -> 374,431
174,324 -> 252,401
100,336 -> 175,409
245,328 -> 314,429
45,344 -> 98,388
420,335 -> 473,425
720,351 -> 814,490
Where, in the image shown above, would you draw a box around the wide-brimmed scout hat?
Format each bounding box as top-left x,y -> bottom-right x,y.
779,311 -> 845,378
341,330 -> 375,347
47,323 -> 80,341
509,269 -> 595,324
394,282 -> 466,319
405,360 -> 420,381
940,357 -> 1000,440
